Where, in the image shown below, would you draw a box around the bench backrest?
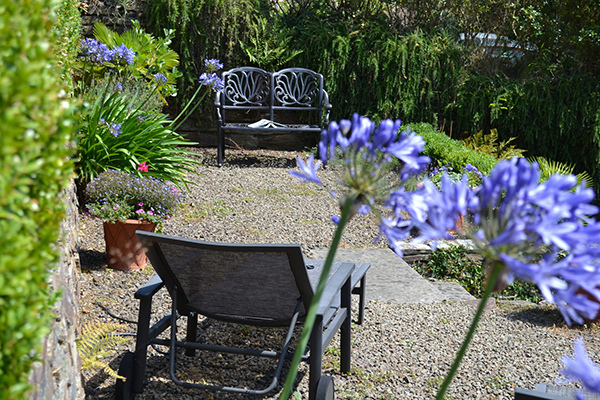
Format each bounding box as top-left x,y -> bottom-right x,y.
217,67 -> 326,126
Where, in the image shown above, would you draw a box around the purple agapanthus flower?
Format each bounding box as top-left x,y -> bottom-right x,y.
111,43 -> 135,65
561,337 -> 600,398
80,38 -> 113,65
204,58 -> 224,71
199,72 -> 224,92
418,157 -> 600,325
290,114 -> 431,255
464,163 -> 482,178
108,123 -> 122,137
289,155 -> 322,184
153,73 -> 168,86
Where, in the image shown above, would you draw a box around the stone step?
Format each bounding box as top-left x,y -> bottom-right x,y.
306,247 -> 475,304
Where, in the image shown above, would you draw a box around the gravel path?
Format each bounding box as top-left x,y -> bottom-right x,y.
78,147 -> 600,399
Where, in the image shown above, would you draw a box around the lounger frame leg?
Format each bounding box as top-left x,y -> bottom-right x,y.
353,274 -> 367,325
185,312 -> 198,357
341,278 -> 351,373
309,316 -> 324,400
131,294 -> 152,394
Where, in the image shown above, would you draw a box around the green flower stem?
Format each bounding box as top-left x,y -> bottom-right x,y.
279,192 -> 359,400
171,84 -> 208,131
435,261 -> 502,400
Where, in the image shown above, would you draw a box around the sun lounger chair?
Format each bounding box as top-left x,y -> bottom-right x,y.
115,232 -> 358,400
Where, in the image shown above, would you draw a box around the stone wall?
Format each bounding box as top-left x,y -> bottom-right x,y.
29,181 -> 84,400
80,0 -> 148,36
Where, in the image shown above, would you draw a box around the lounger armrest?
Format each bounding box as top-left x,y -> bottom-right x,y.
134,274 -> 164,300
317,262 -> 354,316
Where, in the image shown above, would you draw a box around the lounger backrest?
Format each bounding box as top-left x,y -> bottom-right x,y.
136,232 -> 314,327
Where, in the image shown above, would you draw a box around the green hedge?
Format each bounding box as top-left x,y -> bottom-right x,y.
0,0 -> 76,398
284,21 -> 464,123
146,0 -> 259,100
452,73 -> 600,196
408,122 -> 498,175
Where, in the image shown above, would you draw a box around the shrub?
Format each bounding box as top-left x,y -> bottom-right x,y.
461,129 -> 527,160
0,0 -> 77,397
408,122 -> 498,176
412,245 -> 542,303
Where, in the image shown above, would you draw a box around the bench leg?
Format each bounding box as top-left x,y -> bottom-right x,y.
217,126 -> 224,167
341,278 -> 351,373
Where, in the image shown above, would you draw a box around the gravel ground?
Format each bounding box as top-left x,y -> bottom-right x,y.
78,147 -> 600,399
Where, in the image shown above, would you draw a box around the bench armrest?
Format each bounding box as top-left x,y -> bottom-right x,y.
322,90 -> 332,125
134,274 -> 164,300
214,92 -> 223,123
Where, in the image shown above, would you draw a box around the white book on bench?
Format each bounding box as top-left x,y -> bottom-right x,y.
248,119 -> 288,128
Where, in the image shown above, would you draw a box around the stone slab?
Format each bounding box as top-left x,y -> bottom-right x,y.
306,248 -> 475,304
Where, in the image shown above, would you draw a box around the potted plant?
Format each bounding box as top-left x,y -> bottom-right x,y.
85,169 -> 180,270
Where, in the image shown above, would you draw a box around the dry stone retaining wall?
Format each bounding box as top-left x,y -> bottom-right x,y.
29,182 -> 84,400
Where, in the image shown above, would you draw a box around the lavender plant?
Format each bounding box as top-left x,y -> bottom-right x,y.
85,169 -> 180,226
284,113 -> 600,400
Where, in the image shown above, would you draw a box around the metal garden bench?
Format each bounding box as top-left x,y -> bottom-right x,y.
115,232 -> 369,400
214,67 -> 332,166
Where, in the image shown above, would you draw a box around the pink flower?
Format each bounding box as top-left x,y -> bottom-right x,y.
138,162 -> 149,172
138,202 -> 143,207
113,205 -> 119,210
136,209 -> 144,214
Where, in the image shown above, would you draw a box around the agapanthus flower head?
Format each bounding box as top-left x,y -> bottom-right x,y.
111,43 -> 135,65
204,58 -> 224,72
199,72 -> 224,92
153,73 -> 168,86
290,114 -> 431,256
80,38 -> 113,65
108,123 -> 122,137
409,157 -> 600,325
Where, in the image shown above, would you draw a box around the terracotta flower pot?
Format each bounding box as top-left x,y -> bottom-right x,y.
103,219 -> 157,271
